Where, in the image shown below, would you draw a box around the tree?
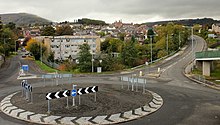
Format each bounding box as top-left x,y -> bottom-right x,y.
5,22 -> 16,30
77,43 -> 92,72
41,26 -> 55,36
25,39 -> 46,60
101,38 -> 123,53
47,51 -> 55,62
56,25 -> 73,36
121,41 -> 138,67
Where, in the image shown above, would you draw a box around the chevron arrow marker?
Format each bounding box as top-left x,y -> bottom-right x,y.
78,88 -> 82,95
55,91 -> 60,98
85,87 -> 89,94
46,93 -> 52,100
63,90 -> 68,97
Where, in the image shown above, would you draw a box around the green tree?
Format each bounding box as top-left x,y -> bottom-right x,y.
101,38 -> 123,53
121,41 -> 138,67
77,43 -> 92,72
5,22 -> 16,30
118,33 -> 126,41
47,51 -> 55,62
41,26 -> 55,36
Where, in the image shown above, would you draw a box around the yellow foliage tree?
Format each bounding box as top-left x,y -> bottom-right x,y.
25,38 -> 37,51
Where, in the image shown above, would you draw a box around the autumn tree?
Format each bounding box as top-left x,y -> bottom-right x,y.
56,25 -> 73,36
25,39 -> 46,60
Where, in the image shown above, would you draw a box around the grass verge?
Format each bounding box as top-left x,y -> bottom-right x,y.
35,60 -> 58,73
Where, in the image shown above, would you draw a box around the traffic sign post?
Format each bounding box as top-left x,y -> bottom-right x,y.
72,85 -> 77,106
21,80 -> 33,103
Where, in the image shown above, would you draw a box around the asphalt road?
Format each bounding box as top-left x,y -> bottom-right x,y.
0,36 -> 219,125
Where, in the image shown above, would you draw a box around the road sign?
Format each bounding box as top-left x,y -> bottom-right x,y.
46,90 -> 70,100
77,86 -> 98,95
21,80 -> 32,92
71,90 -> 77,96
22,65 -> 29,71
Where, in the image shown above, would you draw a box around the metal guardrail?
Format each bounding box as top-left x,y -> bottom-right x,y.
120,76 -> 147,93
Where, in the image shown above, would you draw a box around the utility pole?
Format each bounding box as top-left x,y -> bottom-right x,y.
179,32 -> 181,50
166,34 -> 169,55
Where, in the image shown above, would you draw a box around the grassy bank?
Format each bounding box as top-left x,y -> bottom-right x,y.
35,60 -> 58,73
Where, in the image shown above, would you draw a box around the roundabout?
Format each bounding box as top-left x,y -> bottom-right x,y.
1,83 -> 163,125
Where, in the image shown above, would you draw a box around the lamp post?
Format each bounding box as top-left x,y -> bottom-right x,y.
150,36 -> 153,64
191,27 -> 194,70
40,40 -> 42,64
92,53 -> 94,73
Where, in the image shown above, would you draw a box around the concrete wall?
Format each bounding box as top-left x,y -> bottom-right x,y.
203,61 -> 211,76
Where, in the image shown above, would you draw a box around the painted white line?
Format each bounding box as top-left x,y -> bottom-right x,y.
59,117 -> 76,125
143,105 -> 151,112
108,113 -> 124,122
123,110 -> 139,119
135,108 -> 147,116
4,106 -> 17,114
10,109 -> 25,118
75,117 -> 93,125
92,115 -> 110,125
44,116 -> 61,124
19,111 -> 35,120
30,114 -> 47,124
1,103 -> 13,111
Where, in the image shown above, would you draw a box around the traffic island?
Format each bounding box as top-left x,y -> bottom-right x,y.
1,83 -> 163,125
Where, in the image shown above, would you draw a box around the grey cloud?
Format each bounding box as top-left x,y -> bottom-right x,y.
0,0 -> 220,23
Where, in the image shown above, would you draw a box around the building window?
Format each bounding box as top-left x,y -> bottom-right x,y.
66,39 -> 70,42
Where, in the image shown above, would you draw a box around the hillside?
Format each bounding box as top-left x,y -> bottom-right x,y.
0,13 -> 51,26
144,18 -> 220,27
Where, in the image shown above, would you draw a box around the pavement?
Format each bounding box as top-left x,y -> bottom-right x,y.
1,90 -> 163,125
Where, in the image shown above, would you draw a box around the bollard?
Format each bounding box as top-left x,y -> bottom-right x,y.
47,100 -> 51,114
94,93 -> 97,102
66,97 -> 69,108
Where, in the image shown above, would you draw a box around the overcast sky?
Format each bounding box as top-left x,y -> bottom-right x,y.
0,0 -> 220,23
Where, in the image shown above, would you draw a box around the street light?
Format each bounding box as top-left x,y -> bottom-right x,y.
149,35 -> 153,64
92,53 -> 94,73
191,27 -> 194,70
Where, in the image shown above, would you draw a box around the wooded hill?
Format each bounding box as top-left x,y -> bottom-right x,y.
144,18 -> 220,27
0,13 -> 51,26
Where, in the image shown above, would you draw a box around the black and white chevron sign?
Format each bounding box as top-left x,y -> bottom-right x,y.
77,86 -> 98,95
21,80 -> 32,92
46,90 -> 70,100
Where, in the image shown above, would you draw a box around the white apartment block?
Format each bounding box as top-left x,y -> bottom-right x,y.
35,35 -> 101,60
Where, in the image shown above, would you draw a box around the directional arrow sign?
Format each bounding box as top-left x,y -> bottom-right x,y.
55,91 -> 60,99
46,90 -> 71,100
71,90 -> 77,97
46,93 -> 52,100
77,86 -> 98,95
85,87 -> 89,94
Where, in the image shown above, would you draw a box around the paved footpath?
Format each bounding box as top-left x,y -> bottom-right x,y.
1,90 -> 163,125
